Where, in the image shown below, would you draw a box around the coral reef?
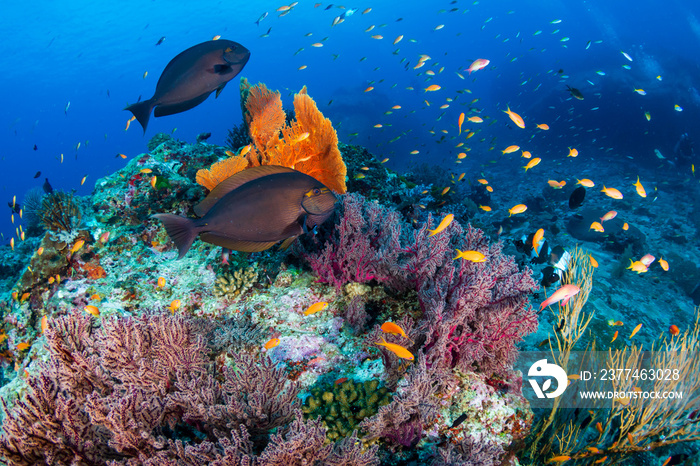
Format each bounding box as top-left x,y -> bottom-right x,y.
196,79 -> 347,194
0,311 -> 379,465
213,265 -> 258,300
301,193 -> 538,376
302,378 -> 391,441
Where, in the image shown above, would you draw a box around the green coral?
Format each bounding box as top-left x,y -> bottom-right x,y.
302,379 -> 391,441
213,265 -> 258,299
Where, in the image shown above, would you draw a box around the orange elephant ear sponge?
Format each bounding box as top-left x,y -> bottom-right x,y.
196,80 -> 347,195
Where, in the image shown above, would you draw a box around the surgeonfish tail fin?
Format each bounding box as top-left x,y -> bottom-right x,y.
124,99 -> 154,134
152,214 -> 197,259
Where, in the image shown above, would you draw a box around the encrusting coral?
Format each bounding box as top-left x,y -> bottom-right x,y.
196,78 -> 347,195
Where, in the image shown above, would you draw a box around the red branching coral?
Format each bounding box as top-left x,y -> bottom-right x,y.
0,312 -> 378,466
301,193 -> 538,376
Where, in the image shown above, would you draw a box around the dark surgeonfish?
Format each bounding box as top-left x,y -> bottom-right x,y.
566,85 -> 584,100
125,40 -> 251,133
153,165 -> 337,258
569,186 -> 585,209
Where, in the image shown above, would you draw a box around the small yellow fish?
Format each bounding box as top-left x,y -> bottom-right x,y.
633,176 -> 646,198
454,250 -> 487,262
622,222 -> 629,230
589,255 -> 598,268
304,301 -> 329,316
70,239 -> 85,254
521,150 -> 532,159
567,147 -> 578,157
629,323 -> 642,339
502,145 -> 520,154
504,106 -> 525,128
393,35 -> 403,45
150,176 -> 157,189
428,214 -> 454,236
264,337 -> 280,350
508,204 -> 527,216
440,187 -> 450,196
589,221 -> 604,232
364,86 -> 374,92
16,342 -> 31,351
467,116 -> 483,123
41,315 -> 48,333
645,111 -> 651,121
157,277 -> 166,288
377,337 -> 414,360
536,123 -> 549,130
577,178 -> 595,187
212,35 -> 221,40
627,260 -> 648,274
658,257 -> 669,271
293,132 -> 310,143
80,175 -> 87,185
298,65 -> 307,70
611,330 -> 618,342
601,186 -> 623,199
37,246 -> 44,256
523,157 -> 541,172
477,179 -> 488,185
458,112 -> 465,134
140,168 -> 153,174
424,84 -> 441,92
169,299 -> 181,313
479,205 -> 491,212
381,322 -> 407,338
532,229 -> 544,255
457,152 -> 467,159
547,180 -> 566,189
548,456 -> 571,463
354,173 -> 365,180
84,305 -> 100,317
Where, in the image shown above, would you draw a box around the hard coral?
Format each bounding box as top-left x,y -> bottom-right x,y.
196,79 -> 347,194
302,379 -> 391,441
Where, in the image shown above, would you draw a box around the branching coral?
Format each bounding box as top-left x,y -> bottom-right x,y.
0,312 -> 378,465
196,79 -> 347,194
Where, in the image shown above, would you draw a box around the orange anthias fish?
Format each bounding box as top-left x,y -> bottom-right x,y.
627,260 -> 648,274
458,113 -> 465,135
536,123 -> 549,130
633,176 -> 647,198
454,250 -> 487,262
577,178 -> 595,188
428,214 -> 454,236
424,84 -> 441,92
629,323 -> 642,339
70,239 -> 85,254
532,229 -> 544,256
377,337 -> 414,360
504,106 -> 525,128
658,257 -> 669,271
640,254 -> 655,266
84,305 -> 100,317
502,145 -> 520,154
508,204 -> 527,216
466,58 -> 490,74
264,337 -> 280,350
601,186 -> 623,199
468,116 -> 483,123
600,211 -> 617,222
589,221 -> 604,232
304,301 -> 329,316
567,147 -> 578,157
523,157 -> 541,172
381,321 -> 408,338
539,284 -> 581,310
548,180 -> 566,189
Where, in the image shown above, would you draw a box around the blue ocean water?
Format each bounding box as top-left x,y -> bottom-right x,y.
1,0 -> 699,242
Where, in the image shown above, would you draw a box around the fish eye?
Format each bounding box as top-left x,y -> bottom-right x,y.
312,188 -> 321,195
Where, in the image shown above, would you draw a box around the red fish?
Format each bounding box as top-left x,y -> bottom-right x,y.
540,284 -> 580,310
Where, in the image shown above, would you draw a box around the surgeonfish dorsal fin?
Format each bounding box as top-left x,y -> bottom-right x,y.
194,165 -> 297,217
